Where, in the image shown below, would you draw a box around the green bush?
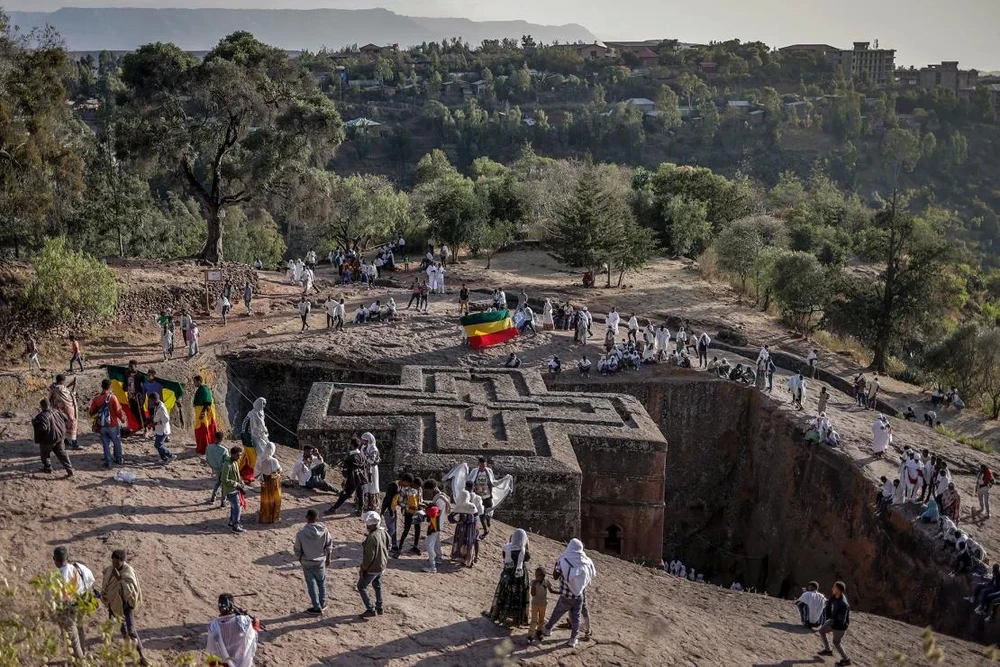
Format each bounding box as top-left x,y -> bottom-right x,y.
29,237 -> 120,326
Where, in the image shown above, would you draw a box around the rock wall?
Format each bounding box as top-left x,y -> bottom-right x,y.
556,373 -> 982,640
222,354 -> 397,446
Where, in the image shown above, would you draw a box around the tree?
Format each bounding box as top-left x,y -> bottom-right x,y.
117,32 -> 344,263
715,215 -> 787,296
547,166 -> 628,275
653,85 -> 682,129
662,196 -> 710,257
468,219 -> 515,269
423,175 -> 482,253
610,219 -> 658,286
0,14 -> 85,256
328,174 -> 409,251
222,207 -> 286,266
414,149 -> 458,184
923,323 -> 983,400
29,237 -> 120,327
768,251 -> 833,333
824,195 -> 951,372
881,128 -> 921,189
979,329 -> 1000,419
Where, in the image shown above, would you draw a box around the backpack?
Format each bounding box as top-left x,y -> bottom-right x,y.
96,395 -> 113,429
403,488 -> 420,515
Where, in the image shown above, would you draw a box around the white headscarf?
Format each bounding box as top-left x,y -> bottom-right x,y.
504,528 -> 529,577
361,432 -> 380,493
452,489 -> 478,515
250,397 -> 268,440
362,510 -> 381,528
558,538 -> 596,588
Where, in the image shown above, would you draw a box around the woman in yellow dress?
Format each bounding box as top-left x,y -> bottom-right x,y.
257,448 -> 282,524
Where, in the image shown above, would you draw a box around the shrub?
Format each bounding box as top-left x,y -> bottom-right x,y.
0,557 -> 196,666
28,237 -> 120,327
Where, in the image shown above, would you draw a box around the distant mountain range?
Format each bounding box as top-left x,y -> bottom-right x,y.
8,7 -> 596,52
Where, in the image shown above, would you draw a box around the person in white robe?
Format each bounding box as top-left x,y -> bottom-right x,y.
871,414 -> 890,458
606,307 -> 620,337
286,260 -> 295,282
426,263 -> 438,293
542,299 -> 555,330
903,452 -> 922,502
436,263 -> 446,294
655,326 -> 670,361
626,314 -> 640,342
360,432 -> 381,510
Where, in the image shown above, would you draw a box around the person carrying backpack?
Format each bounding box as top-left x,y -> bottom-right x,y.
33,398 -> 73,477
89,379 -> 127,468
542,538 -> 596,648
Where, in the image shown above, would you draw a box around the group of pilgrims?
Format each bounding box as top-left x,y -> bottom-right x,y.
220,399 -> 599,648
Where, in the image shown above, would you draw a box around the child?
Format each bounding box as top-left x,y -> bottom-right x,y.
403,256 -> 410,272
381,475 -> 401,553
395,474 -> 422,557
528,566 -> 556,643
206,431 -> 229,507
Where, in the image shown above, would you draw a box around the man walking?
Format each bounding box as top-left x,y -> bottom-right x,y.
294,509 -> 333,614
89,379 -> 127,468
52,545 -> 95,660
25,334 -> 41,373
543,539 -> 595,648
298,297 -> 312,332
68,334 -> 84,373
818,581 -> 851,666
358,511 -> 390,618
33,398 -> 74,477
977,464 -> 994,519
243,282 -> 254,316
99,550 -> 148,666
220,445 -> 246,533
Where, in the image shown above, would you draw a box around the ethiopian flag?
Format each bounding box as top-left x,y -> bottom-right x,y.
462,309 -> 519,349
105,365 -> 184,433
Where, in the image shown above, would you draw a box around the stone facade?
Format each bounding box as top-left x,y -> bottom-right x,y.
298,366 -> 667,562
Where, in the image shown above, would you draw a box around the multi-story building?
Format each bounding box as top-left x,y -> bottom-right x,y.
840,41 -> 896,87
918,61 -> 978,92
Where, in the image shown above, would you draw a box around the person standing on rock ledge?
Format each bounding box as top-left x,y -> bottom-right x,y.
817,581 -> 851,666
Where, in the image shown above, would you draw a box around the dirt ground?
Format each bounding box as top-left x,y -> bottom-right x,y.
3,248 -> 1000,665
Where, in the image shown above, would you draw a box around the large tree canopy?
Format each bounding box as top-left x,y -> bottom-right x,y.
0,14 -> 85,256
117,31 -> 344,263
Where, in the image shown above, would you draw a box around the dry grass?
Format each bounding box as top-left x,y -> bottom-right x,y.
935,424 -> 994,453
811,330 -> 873,367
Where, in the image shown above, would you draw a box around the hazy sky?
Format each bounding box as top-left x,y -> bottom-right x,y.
6,0 -> 999,70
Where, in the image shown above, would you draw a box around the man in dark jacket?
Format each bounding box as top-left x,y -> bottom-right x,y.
33,398 -> 74,477
818,580 -> 851,666
358,511 -> 390,618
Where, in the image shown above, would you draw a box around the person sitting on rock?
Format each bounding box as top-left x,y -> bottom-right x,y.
903,406 -> 917,422
716,358 -> 732,378
795,581 -> 826,629
578,356 -> 591,377
504,353 -> 522,369
969,564 -> 1000,616
354,305 -> 368,324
